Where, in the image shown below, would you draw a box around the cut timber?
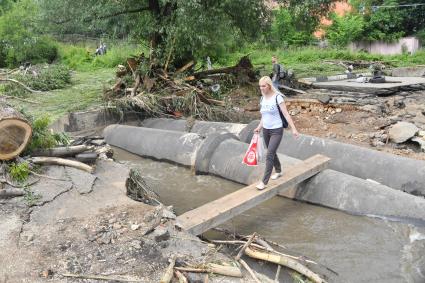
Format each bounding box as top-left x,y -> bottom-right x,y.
178,155 -> 330,235
32,145 -> 93,157
30,157 -> 94,173
0,103 -> 32,160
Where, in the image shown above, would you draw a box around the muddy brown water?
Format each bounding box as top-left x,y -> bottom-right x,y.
113,147 -> 425,283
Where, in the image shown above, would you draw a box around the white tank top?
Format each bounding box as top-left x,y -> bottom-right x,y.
260,93 -> 284,129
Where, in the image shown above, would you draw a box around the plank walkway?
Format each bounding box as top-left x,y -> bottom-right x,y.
177,154 -> 331,235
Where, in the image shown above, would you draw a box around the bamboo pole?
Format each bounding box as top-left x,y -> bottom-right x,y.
245,247 -> 327,283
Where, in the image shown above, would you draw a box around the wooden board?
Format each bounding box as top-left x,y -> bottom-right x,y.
177,154 -> 331,235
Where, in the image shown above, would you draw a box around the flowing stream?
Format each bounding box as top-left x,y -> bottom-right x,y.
113,147 -> 425,283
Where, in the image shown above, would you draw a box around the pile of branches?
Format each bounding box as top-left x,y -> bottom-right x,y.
104,55 -> 258,121
158,229 -> 336,283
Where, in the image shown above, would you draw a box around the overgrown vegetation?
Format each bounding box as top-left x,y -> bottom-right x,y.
58,42 -> 143,71
24,114 -> 70,153
5,64 -> 71,97
0,0 -> 58,67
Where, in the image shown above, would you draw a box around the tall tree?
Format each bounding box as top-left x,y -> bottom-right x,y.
40,0 -> 270,66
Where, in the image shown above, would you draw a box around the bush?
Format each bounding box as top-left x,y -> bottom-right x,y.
326,13 -> 364,47
5,64 -> 71,96
267,8 -> 315,48
0,0 -> 58,67
24,114 -> 70,154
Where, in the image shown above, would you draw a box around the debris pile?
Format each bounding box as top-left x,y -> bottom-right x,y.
104,55 -> 261,121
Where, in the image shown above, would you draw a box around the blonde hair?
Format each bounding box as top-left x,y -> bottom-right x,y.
259,76 -> 279,94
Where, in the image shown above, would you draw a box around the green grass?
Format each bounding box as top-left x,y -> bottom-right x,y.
217,46 -> 425,78
58,42 -> 146,71
7,68 -> 114,121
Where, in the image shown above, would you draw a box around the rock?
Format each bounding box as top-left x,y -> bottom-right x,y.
66,167 -> 97,195
393,98 -> 405,109
371,140 -> 385,147
335,108 -> 342,113
130,224 -> 140,231
388,122 -> 419,143
185,272 -> 204,283
90,139 -> 106,146
418,131 -> 425,137
412,137 -> 425,152
152,226 -> 170,242
162,209 -> 176,220
27,234 -> 34,242
318,94 -> 331,104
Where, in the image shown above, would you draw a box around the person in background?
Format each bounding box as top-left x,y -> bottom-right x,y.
254,76 -> 299,190
271,55 -> 281,90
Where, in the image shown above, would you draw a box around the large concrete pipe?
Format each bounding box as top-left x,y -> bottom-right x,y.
104,124 -> 425,222
103,124 -> 204,166
142,118 -> 425,195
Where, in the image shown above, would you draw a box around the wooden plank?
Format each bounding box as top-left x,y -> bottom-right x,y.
178,154 -> 330,235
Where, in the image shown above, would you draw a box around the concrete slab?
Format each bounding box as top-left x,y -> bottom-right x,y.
312,76 -> 425,95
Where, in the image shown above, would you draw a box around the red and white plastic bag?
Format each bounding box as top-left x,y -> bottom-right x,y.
242,134 -> 259,166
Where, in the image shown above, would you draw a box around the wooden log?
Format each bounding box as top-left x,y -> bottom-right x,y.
32,145 -> 93,157
0,78 -> 41,93
160,256 -> 176,283
0,188 -> 25,198
0,103 -> 32,160
174,271 -> 188,283
30,157 -> 94,173
175,264 -> 243,278
245,247 -> 327,283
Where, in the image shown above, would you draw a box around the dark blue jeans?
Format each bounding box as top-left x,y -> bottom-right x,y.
262,127 -> 283,184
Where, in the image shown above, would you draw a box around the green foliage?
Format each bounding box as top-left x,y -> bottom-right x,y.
0,0 -> 58,67
23,186 -> 41,206
416,29 -> 425,44
326,13 -> 364,47
58,42 -> 141,71
267,8 -> 315,47
5,64 -> 71,96
39,0 -> 270,65
25,114 -> 70,153
8,162 -> 30,184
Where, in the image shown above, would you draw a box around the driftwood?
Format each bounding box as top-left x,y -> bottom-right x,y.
0,188 -> 25,198
245,247 -> 327,283
175,264 -> 243,278
62,273 -> 139,282
174,270 -> 188,283
0,103 -> 33,160
160,255 -> 176,283
0,78 -> 41,93
30,157 -> 94,173
32,145 -> 93,157
239,259 -> 261,283
235,232 -> 256,261
193,56 -> 256,81
175,61 -> 195,74
277,84 -> 306,94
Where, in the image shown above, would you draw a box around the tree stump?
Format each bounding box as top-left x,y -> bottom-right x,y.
0,103 -> 32,160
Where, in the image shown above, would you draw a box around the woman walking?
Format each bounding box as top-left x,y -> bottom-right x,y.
254,76 -> 299,190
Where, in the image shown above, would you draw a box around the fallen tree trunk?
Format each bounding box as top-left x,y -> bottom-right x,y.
175,264 -> 243,278
245,247 -> 327,283
0,188 -> 25,198
0,103 -> 33,160
0,78 -> 41,93
192,56 -> 256,81
30,157 -> 94,173
32,145 -> 93,157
